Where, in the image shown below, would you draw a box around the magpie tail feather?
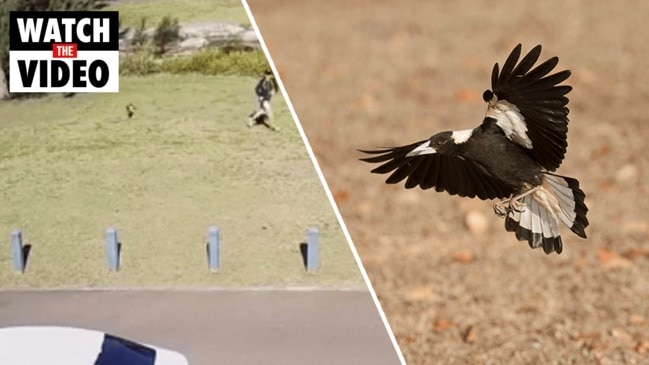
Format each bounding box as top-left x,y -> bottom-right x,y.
544,173 -> 589,238
505,173 -> 588,254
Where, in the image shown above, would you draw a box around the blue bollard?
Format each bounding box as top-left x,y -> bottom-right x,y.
207,226 -> 220,272
307,227 -> 319,271
11,230 -> 25,272
105,227 -> 119,271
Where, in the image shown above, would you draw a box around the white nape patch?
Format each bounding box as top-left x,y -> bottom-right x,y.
486,99 -> 532,149
451,129 -> 473,144
406,141 -> 436,157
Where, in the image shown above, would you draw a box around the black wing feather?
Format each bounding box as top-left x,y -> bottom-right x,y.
510,45 -> 541,76
498,44 -> 521,83
359,143 -> 516,200
405,157 -> 432,189
490,44 -> 572,171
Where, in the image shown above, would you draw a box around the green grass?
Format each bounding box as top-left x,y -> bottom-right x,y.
107,0 -> 251,28
0,74 -> 363,289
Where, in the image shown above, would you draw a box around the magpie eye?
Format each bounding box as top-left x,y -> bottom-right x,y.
482,90 -> 493,102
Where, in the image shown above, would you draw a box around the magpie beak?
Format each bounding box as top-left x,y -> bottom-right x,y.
360,44 -> 589,255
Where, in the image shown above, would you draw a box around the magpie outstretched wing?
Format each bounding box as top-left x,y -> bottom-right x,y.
485,44 -> 572,171
360,142 -> 517,200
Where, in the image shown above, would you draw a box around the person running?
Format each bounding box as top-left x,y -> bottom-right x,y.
248,69 -> 280,131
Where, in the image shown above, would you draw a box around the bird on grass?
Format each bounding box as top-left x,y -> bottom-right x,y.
360,44 -> 588,254
126,103 -> 136,119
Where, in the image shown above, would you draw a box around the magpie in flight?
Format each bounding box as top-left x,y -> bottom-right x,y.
360,44 -> 588,254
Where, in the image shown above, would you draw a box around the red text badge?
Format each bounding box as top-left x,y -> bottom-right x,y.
52,43 -> 78,58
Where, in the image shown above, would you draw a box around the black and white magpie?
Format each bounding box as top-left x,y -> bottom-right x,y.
360,44 -> 588,254
126,102 -> 136,119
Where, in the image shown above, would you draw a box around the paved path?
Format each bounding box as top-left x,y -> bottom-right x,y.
0,289 -> 400,365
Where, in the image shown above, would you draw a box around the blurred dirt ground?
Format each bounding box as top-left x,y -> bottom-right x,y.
248,0 -> 649,363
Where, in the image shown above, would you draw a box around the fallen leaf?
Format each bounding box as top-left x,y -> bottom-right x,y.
610,328 -> 633,344
628,314 -> 646,326
462,325 -> 475,343
624,248 -> 649,261
574,332 -> 601,341
406,285 -> 437,302
574,332 -> 608,353
573,332 -> 601,349
598,248 -> 633,270
636,340 -> 649,354
333,190 -> 349,203
433,319 -> 454,331
590,144 -> 612,159
402,335 -> 416,345
452,249 -> 475,264
598,248 -> 616,262
597,180 -> 615,191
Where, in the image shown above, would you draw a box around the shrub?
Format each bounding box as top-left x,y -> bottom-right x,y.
120,52 -> 160,76
153,16 -> 181,56
120,48 -> 269,77
161,49 -> 269,77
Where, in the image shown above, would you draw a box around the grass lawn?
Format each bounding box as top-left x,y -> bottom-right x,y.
0,74 -> 363,288
107,0 -> 251,28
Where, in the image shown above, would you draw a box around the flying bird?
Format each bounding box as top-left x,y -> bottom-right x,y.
360,44 -> 588,254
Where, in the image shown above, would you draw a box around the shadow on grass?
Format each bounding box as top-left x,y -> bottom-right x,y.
117,242 -> 122,269
299,242 -> 308,269
21,244 -> 32,273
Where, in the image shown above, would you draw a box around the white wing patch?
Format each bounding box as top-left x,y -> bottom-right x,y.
486,99 -> 532,149
406,141 -> 436,157
451,129 -> 473,144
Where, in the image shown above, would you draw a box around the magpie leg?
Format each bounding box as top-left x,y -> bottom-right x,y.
509,187 -> 540,209
493,200 -> 510,218
509,199 -> 526,213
